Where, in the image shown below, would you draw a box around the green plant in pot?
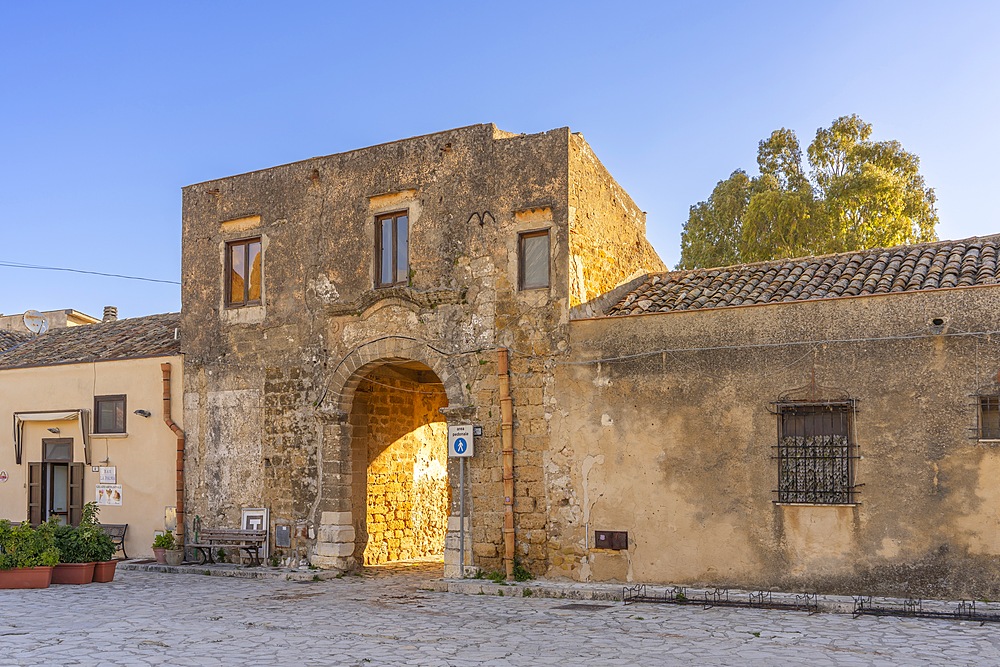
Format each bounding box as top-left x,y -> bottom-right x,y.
81,502 -> 117,583
152,530 -> 175,565
52,521 -> 96,585
0,519 -> 60,589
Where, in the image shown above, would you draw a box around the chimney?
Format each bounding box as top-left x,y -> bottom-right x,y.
103,306 -> 118,322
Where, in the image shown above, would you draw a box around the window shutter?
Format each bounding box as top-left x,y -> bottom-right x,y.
69,463 -> 85,526
28,463 -> 42,525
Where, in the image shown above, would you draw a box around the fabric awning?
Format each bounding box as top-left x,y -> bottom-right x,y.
13,410 -> 91,465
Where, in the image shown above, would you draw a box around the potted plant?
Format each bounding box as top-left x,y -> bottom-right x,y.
0,520 -> 60,589
52,522 -> 96,585
152,530 -> 175,565
81,502 -> 117,583
164,538 -> 184,567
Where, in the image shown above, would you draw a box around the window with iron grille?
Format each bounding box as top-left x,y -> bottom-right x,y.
775,402 -> 857,504
979,396 -> 1000,440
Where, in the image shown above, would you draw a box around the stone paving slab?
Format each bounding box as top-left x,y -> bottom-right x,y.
2,564 -> 997,666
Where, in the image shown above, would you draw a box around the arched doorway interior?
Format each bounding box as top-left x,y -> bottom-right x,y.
348,361 -> 451,566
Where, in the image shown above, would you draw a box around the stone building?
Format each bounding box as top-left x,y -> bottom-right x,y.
181,122 -> 1000,599
556,237 -> 1000,599
180,124 -> 663,575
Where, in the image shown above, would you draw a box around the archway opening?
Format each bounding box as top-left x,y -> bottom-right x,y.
348,360 -> 451,568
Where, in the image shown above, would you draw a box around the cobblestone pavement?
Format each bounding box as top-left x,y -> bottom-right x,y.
1,562 -> 998,666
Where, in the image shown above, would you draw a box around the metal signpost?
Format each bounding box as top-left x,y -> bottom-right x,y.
448,424 -> 474,577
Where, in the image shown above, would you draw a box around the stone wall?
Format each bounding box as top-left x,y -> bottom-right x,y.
567,132 -> 666,306
180,123 -> 665,575
550,286 -> 1000,599
356,372 -> 449,565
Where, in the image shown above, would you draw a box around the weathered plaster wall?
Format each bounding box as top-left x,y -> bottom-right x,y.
567,133 -> 666,306
551,286 -> 1000,598
0,356 -> 182,558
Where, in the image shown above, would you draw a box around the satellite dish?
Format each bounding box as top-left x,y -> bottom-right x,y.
23,310 -> 49,335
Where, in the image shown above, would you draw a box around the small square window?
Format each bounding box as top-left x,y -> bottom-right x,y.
94,395 -> 126,434
979,396 -> 1000,440
226,237 -> 262,307
519,229 -> 550,290
375,212 -> 409,288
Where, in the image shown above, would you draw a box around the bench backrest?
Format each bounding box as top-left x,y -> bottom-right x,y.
101,524 -> 127,539
200,529 -> 267,542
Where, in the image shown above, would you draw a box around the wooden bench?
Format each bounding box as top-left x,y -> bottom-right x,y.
101,523 -> 129,559
189,529 -> 267,566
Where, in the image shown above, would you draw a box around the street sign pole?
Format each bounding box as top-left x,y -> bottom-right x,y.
459,456 -> 465,578
448,424 -> 474,579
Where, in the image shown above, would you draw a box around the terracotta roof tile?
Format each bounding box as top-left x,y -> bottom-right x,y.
607,237 -> 1000,317
0,312 -> 180,369
0,330 -> 31,353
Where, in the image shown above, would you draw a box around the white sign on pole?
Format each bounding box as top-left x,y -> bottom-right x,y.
448,424 -> 474,458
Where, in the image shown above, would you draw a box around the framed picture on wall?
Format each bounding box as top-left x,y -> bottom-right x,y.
241,507 -> 269,560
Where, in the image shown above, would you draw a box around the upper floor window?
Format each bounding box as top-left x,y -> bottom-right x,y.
979,396 -> 1000,440
775,402 -> 857,504
94,395 -> 126,434
376,211 -> 409,287
226,237 -> 262,306
519,229 -> 550,290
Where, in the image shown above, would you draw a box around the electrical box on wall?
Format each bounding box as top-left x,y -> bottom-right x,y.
275,525 -> 291,548
594,530 -> 628,550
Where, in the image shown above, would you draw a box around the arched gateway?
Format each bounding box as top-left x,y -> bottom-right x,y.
312,337 -> 473,575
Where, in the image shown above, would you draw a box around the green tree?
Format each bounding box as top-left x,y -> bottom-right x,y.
677,115 -> 938,269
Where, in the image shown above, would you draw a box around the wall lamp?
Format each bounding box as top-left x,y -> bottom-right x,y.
47,427 -> 60,434
134,409 -> 152,418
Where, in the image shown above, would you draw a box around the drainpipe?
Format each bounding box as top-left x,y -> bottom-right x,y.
499,348 -> 515,580
160,363 -> 185,546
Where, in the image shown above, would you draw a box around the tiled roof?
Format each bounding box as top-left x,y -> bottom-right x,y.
608,237 -> 1000,316
0,330 -> 31,352
0,312 -> 180,369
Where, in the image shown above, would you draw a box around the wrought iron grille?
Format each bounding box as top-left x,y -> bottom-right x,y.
979,396 -> 1000,440
775,403 -> 857,504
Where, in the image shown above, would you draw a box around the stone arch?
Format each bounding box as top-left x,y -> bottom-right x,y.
311,336 -> 471,572
325,336 -> 468,416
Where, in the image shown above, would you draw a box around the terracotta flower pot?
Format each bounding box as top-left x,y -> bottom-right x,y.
52,562 -> 96,585
93,560 -> 118,583
153,547 -> 167,564
0,566 -> 54,589
164,549 -> 184,566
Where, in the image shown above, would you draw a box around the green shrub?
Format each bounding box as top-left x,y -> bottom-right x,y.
53,503 -> 116,563
0,520 -> 60,569
81,502 -> 116,562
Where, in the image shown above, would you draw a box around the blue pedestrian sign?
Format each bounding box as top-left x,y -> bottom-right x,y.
448,424 -> 474,458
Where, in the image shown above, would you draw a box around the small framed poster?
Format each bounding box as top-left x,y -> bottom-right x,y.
99,466 -> 117,484
241,507 -> 269,559
96,484 -> 122,506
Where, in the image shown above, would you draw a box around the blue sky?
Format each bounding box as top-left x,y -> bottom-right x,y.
1,1 -> 997,320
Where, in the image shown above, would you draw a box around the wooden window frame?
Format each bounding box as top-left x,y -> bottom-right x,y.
518,228 -> 551,291
94,394 -> 127,434
225,237 -> 263,307
375,211 -> 409,288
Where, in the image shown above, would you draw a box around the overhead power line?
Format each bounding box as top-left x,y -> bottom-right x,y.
0,260 -> 180,285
